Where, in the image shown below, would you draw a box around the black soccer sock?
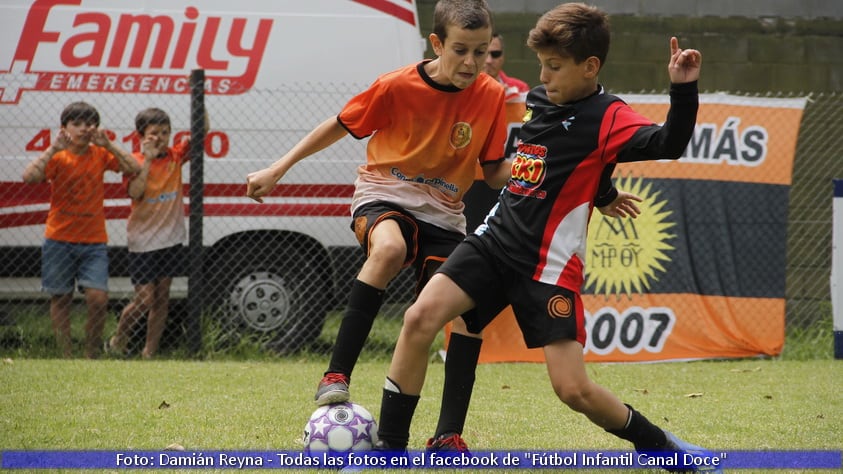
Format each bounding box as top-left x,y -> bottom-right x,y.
606,404 -> 669,451
377,383 -> 420,449
326,279 -> 385,378
434,333 -> 482,438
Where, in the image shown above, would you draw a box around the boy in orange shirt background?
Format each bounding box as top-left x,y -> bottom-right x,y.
106,108 -> 195,359
22,101 -> 140,358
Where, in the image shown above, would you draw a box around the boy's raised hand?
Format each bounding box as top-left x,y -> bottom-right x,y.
52,130 -> 70,151
140,135 -> 160,159
91,128 -> 112,147
668,36 -> 701,84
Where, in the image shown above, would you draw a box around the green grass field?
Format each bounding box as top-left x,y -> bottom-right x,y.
1,357 -> 841,473
1,305 -> 841,472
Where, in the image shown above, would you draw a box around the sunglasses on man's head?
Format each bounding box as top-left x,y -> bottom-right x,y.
488,50 -> 503,59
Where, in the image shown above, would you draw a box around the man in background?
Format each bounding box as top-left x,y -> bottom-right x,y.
485,32 -> 530,113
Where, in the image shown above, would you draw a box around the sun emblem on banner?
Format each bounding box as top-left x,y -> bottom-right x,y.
585,175 -> 675,296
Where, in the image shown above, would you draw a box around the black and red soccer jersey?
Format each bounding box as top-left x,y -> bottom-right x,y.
474,82 -> 699,292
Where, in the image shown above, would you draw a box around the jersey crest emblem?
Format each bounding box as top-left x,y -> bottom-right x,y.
449,122 -> 472,149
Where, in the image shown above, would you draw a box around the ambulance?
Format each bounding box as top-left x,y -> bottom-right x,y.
0,0 -> 426,351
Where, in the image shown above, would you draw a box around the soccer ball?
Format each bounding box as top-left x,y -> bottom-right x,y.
303,402 -> 379,453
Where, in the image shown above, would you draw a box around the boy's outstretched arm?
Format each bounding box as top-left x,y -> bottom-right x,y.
668,36 -> 701,84
246,116 -> 347,203
181,111 -> 211,166
618,39 -> 701,164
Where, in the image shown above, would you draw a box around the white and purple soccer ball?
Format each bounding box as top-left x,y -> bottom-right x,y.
303,402 -> 379,453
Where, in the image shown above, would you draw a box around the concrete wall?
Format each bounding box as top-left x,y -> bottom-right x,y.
485,0 -> 843,19
417,1 -> 843,93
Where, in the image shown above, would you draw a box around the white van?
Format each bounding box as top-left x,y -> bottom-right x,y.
0,0 -> 425,351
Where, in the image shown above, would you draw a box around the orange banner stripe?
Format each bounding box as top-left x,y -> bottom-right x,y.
447,294 -> 784,363
619,97 -> 805,186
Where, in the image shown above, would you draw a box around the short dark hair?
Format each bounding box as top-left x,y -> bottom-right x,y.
60,101 -> 100,127
134,107 -> 171,135
432,0 -> 493,43
527,2 -> 610,66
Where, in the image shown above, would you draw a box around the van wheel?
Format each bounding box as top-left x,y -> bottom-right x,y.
213,246 -> 330,354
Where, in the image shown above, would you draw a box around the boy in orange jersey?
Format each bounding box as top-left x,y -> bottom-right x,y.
22,101 -> 140,358
247,0 -> 637,449
106,108 -> 203,359
247,0 -> 511,416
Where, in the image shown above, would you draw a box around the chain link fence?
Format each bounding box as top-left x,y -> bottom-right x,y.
784,92 -> 842,356
0,87 -> 839,360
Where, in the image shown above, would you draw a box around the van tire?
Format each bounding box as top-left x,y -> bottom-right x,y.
209,242 -> 330,354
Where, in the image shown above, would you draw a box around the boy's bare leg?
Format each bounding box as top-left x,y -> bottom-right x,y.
543,339 -> 630,429
378,274 -> 476,448
542,338 -> 718,470
316,219 -> 403,405
111,283 -> 154,353
142,278 -> 172,359
83,288 -> 108,359
50,293 -> 74,358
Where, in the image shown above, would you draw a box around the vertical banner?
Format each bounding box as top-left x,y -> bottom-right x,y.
833,179 -> 843,359
466,94 -> 807,363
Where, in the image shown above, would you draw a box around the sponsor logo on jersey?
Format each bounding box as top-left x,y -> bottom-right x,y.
508,142 -> 548,199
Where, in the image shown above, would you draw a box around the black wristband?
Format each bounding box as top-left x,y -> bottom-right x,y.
594,187 -> 619,208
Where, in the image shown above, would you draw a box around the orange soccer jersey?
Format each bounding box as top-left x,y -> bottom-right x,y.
124,140 -> 190,253
43,145 -> 121,244
338,60 -> 508,233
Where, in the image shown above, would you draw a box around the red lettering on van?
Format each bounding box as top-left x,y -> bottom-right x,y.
0,0 -> 272,103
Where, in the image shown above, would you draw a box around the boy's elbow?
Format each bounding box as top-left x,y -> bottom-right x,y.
22,171 -> 43,184
663,151 -> 684,161
482,159 -> 512,189
666,143 -> 690,160
654,141 -> 689,161
485,176 -> 508,190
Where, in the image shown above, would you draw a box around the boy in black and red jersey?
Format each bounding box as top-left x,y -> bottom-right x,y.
375,3 -> 721,471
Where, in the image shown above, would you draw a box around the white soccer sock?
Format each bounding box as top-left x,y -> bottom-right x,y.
384,376 -> 402,393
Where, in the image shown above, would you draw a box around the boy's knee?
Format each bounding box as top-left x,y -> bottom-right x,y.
553,382 -> 591,411
51,293 -> 73,305
403,304 -> 430,331
369,239 -> 406,268
403,300 -> 446,339
86,290 -> 108,308
138,295 -> 156,312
